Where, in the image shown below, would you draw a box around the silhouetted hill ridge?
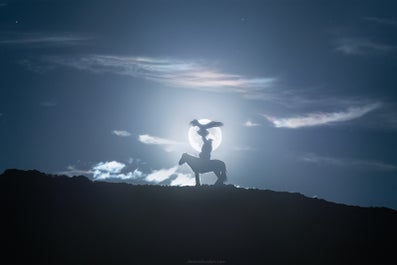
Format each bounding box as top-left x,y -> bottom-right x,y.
1,169 -> 396,264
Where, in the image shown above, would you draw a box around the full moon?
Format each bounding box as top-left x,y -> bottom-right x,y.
188,119 -> 222,152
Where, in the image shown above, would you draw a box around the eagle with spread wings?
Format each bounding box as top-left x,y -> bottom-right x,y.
190,119 -> 223,137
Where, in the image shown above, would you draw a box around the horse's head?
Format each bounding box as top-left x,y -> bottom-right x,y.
178,153 -> 187,165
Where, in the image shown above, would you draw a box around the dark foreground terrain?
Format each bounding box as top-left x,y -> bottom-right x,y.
1,169 -> 397,264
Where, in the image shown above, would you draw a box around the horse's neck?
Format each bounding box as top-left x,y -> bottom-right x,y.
186,155 -> 198,167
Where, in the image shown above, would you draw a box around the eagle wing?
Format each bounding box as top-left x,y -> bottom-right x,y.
190,119 -> 202,128
203,121 -> 223,129
190,119 -> 223,129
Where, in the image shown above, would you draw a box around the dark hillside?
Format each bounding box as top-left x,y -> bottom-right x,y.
1,169 -> 396,264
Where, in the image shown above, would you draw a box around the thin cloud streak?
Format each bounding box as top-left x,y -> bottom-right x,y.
244,120 -> 260,127
334,38 -> 395,55
138,134 -> 184,152
46,55 -> 277,96
263,103 -> 381,128
0,33 -> 90,46
112,130 -> 131,137
301,153 -> 397,171
138,134 -> 182,145
365,17 -> 397,27
58,166 -> 93,177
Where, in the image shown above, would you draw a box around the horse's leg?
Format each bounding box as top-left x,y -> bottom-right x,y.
195,172 -> 201,186
214,171 -> 222,186
214,170 -> 226,186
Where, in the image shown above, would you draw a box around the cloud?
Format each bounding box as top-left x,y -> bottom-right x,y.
365,17 -> 397,27
117,169 -> 144,180
138,134 -> 180,145
90,162 -> 186,184
60,159 -> 187,184
263,102 -> 381,128
31,54 -> 386,115
0,32 -> 90,46
44,55 -> 277,97
170,173 -> 195,186
92,161 -> 144,180
19,59 -> 57,73
244,120 -> 260,127
334,38 -> 395,55
94,168 -> 143,180
112,130 -> 131,137
93,161 -> 125,174
138,134 -> 183,152
145,166 -> 178,183
58,166 -> 93,177
32,54 -> 378,111
300,153 -> 397,171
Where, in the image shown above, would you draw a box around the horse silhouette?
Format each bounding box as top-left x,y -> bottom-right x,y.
178,153 -> 227,186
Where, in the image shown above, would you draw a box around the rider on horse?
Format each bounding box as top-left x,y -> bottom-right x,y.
183,119 -> 226,186
199,137 -> 213,160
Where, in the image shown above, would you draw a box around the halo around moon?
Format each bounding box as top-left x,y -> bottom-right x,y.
188,119 -> 222,152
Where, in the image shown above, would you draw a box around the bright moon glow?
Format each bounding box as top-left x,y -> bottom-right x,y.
188,119 -> 222,152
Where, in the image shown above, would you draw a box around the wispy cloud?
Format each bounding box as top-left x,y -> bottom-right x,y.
145,166 -> 178,183
263,102 -> 381,128
112,130 -> 131,137
138,134 -> 183,152
29,53 -> 386,118
19,59 -> 57,74
138,134 -> 180,145
45,55 -> 276,96
365,17 -> 397,27
334,38 -> 395,55
31,54 -> 375,112
244,120 -> 260,127
58,166 -> 93,177
0,32 -> 90,46
300,153 -> 397,171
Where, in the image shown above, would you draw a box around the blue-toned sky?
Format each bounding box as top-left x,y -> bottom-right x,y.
1,0 -> 397,209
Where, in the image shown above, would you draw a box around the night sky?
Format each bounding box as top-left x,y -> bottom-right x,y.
1,0 -> 397,209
